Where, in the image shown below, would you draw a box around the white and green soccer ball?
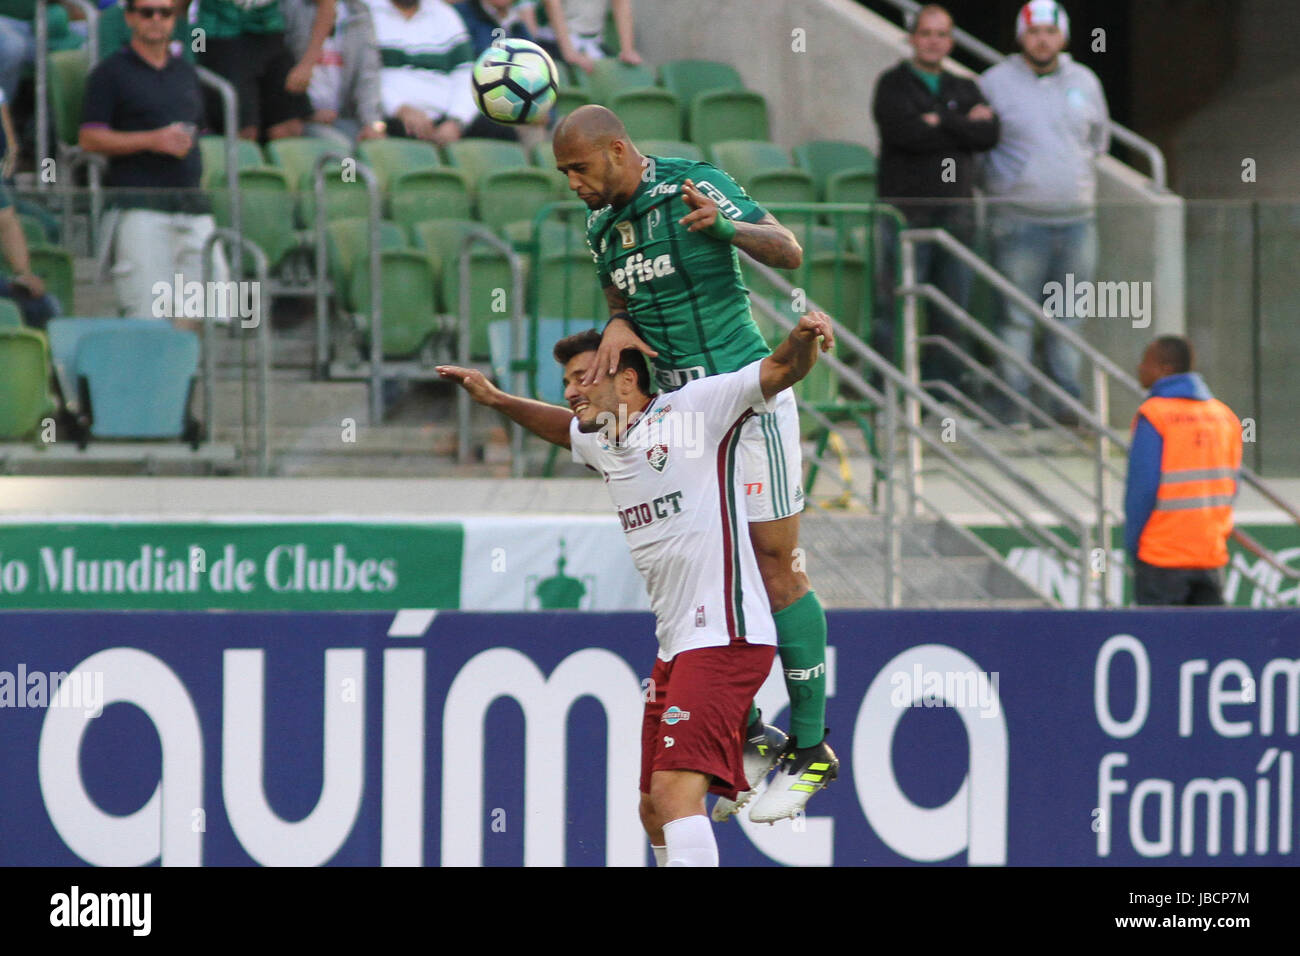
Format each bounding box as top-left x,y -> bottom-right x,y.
471,38 -> 559,125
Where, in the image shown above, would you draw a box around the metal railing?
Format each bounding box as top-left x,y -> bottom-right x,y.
876,0 -> 1167,190
456,229 -> 526,473
898,226 -> 1300,601
202,229 -> 271,476
34,0 -> 99,195
311,153 -> 383,423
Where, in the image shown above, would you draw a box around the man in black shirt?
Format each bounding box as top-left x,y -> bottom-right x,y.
79,0 -> 228,324
872,4 -> 998,394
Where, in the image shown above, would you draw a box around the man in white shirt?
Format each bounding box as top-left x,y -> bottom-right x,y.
367,0 -> 477,144
437,311 -> 838,866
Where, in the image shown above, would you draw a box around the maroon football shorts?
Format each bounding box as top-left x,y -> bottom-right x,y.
640,642 -> 776,800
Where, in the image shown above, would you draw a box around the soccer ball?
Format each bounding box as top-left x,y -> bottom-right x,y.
471,38 -> 559,125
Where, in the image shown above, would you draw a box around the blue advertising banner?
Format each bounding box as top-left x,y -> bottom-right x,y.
0,610 -> 1296,866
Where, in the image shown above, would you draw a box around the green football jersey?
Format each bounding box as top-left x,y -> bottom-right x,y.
585,155 -> 772,390
196,0 -> 285,39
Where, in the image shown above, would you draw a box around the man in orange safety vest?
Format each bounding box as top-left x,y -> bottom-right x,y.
1125,336 -> 1242,605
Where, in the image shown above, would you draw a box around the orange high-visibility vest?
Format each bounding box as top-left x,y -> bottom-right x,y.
1135,395 -> 1241,568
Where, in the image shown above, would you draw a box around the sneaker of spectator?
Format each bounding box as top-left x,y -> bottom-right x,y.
284,0 -> 387,147
520,0 -> 641,76
190,0 -> 332,142
79,0 -> 230,330
978,0 -> 1109,422
368,0 -> 477,145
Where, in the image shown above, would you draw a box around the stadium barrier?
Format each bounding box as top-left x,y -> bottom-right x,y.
1,608 -> 1295,866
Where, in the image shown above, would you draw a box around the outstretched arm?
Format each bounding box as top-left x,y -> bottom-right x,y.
759,311 -> 835,399
679,180 -> 803,270
436,365 -> 573,449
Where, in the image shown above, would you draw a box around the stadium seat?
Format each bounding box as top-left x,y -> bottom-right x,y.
0,299 -> 23,327
388,168 -> 472,227
475,168 -> 557,231
745,170 -> 816,205
198,136 -> 265,190
410,218 -> 489,282
501,219 -> 586,254
552,88 -> 591,124
587,59 -> 657,105
533,249 -> 603,321
47,317 -> 173,408
48,49 -> 89,151
607,87 -> 682,141
432,237 -> 519,358
348,249 -> 440,358
687,89 -> 769,149
707,139 -> 791,183
296,160 -> 374,227
443,140 -> 529,193
18,214 -> 50,246
0,328 -> 56,439
796,253 -> 871,341
488,316 -> 600,404
264,137 -> 343,189
326,218 -> 408,307
658,61 -> 743,119
26,245 -> 75,315
793,140 -> 877,201
358,139 -> 441,189
784,222 -> 849,257
825,167 -> 878,205
637,139 -> 705,163
209,166 -> 300,271
74,325 -> 200,440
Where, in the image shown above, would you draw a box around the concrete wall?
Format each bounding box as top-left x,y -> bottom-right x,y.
637,0 -> 1184,431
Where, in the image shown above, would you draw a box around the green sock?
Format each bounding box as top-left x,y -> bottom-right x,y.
745,702 -> 761,729
773,590 -> 827,749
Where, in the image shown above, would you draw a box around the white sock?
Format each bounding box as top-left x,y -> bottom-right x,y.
662,815 -> 718,867
652,844 -> 668,867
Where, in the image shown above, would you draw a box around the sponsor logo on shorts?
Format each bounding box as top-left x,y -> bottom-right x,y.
646,443 -> 668,472
661,705 -> 691,725
744,481 -> 763,495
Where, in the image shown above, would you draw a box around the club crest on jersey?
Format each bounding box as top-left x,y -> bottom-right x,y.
646,443 -> 668,472
661,705 -> 690,725
615,221 -> 635,248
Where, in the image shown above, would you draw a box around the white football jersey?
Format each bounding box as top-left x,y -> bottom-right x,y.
570,359 -> 778,661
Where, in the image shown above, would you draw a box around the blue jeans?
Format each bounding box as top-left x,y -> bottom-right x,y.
0,16 -> 35,105
0,277 -> 60,331
988,212 -> 1097,420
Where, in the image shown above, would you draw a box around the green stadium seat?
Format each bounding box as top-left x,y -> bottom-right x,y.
784,222 -> 849,257
825,167 -> 878,205
587,59 -> 657,105
796,253 -> 870,341
74,326 -> 199,440
296,160 -> 374,227
210,166 -> 300,270
198,136 -> 265,190
348,249 -> 440,358
388,168 -> 472,226
533,249 -> 604,321
18,214 -> 50,247
48,49 -> 89,151
0,328 -> 56,439
707,139 -> 790,182
658,60 -> 743,129
501,219 -> 586,254
637,139 -> 705,163
445,247 -> 518,359
475,168 -> 557,231
792,140 -> 877,200
409,218 -> 486,282
745,170 -> 816,205
608,87 -> 682,141
358,138 -> 441,189
264,137 -> 343,189
326,217 -> 407,307
27,245 -> 75,315
443,139 -> 529,192
552,87 -> 591,124
687,89 -> 769,150
0,299 -> 23,328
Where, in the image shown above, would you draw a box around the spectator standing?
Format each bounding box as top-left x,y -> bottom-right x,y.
283,0 -> 386,146
872,3 -> 997,393
979,0 -> 1108,425
190,0 -> 335,141
79,0 -> 228,324
1125,336 -> 1242,606
0,178 -> 59,329
368,0 -> 476,144
521,0 -> 640,76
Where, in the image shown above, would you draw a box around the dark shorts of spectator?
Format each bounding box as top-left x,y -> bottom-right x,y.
201,32 -> 312,135
0,278 -> 60,332
1133,559 -> 1226,606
